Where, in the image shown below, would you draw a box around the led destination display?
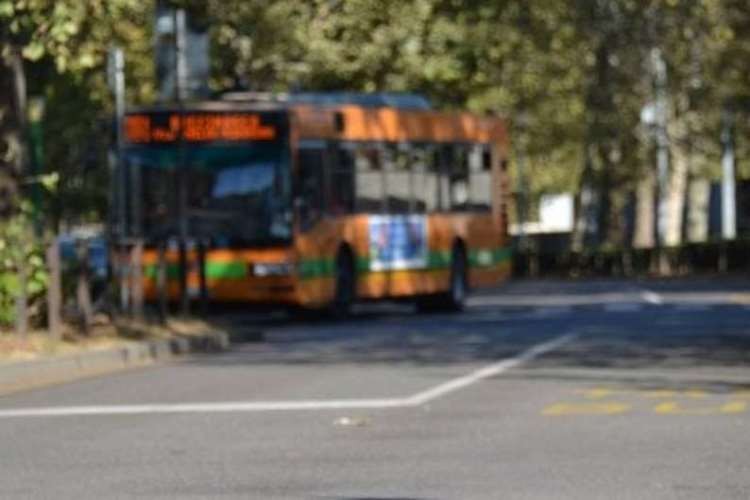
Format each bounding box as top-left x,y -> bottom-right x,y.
125,112 -> 281,144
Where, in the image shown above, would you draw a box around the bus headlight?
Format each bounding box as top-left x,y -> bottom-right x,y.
252,262 -> 294,277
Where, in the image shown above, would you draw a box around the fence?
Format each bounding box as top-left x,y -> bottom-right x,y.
513,238 -> 750,278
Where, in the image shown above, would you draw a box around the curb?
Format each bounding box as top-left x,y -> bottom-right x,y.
0,331 -> 230,396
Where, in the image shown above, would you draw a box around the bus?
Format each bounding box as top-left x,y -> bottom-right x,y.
120,93 -> 511,314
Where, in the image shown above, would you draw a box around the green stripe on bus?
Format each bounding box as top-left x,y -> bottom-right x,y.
355,250 -> 451,275
427,250 -> 452,269
143,247 -> 511,283
143,261 -> 247,280
299,258 -> 335,280
206,261 -> 247,279
143,264 -> 180,280
468,247 -> 513,268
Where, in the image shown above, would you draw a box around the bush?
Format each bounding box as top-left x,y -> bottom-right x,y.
0,211 -> 48,329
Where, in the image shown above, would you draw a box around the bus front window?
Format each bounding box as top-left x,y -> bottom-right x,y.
126,143 -> 292,246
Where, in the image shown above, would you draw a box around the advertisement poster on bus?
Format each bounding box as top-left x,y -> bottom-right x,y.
368,215 -> 428,271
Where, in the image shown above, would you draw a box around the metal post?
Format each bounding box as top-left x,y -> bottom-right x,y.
514,115 -> 530,274
721,108 -> 736,241
198,239 -> 208,315
108,47 -> 130,314
108,47 -> 126,239
131,240 -> 144,319
76,240 -> 93,335
648,48 -> 671,274
46,240 -> 62,341
175,9 -> 190,316
14,255 -> 28,341
157,243 -> 169,323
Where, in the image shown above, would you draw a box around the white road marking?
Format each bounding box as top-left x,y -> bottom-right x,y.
0,399 -> 410,418
641,290 -> 664,305
0,334 -> 576,419
405,334 -> 576,406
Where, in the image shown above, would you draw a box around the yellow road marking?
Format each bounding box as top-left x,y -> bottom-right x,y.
542,402 -> 630,416
578,388 -> 618,400
729,293 -> 750,305
653,401 -> 747,415
643,389 -> 706,399
577,387 -> 708,400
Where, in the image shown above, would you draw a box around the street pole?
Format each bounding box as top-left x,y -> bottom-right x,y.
175,8 -> 190,316
720,107 -> 736,241
108,47 -> 126,240
514,120 -> 529,275
108,46 -> 130,313
650,48 -> 670,273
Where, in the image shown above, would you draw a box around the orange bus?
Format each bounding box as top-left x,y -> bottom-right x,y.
121,93 -> 511,314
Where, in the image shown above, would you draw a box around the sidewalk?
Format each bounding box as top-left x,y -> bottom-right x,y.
0,319 -> 230,396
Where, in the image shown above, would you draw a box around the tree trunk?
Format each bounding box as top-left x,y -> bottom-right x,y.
633,171 -> 655,249
665,117 -> 690,247
0,45 -> 26,219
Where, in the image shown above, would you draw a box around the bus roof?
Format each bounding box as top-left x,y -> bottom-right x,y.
221,91 -> 432,110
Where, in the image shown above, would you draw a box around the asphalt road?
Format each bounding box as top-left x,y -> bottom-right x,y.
2,277 -> 750,499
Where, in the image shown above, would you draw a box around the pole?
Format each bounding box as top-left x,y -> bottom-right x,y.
650,48 -> 670,274
109,47 -> 126,239
721,107 -> 736,241
175,8 -> 190,316
46,241 -> 62,341
108,47 -> 131,313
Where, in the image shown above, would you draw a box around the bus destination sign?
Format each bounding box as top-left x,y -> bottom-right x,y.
125,112 -> 278,144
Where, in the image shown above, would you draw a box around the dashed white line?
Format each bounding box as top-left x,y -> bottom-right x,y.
0,333 -> 577,419
641,290 -> 664,305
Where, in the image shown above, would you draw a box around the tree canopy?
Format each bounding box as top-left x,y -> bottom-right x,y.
2,0 -> 750,246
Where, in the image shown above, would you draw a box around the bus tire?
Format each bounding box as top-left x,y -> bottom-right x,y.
416,245 -> 467,313
444,245 -> 468,311
331,249 -> 355,318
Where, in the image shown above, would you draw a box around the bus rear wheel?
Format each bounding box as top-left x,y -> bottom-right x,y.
444,246 -> 467,311
416,246 -> 467,313
331,250 -> 355,318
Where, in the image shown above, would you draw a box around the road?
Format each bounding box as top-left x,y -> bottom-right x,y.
2,277 -> 750,499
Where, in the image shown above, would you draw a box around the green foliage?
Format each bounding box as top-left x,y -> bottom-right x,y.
4,0 -> 750,245
0,207 -> 48,328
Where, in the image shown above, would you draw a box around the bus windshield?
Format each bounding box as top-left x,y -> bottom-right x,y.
124,142 -> 292,246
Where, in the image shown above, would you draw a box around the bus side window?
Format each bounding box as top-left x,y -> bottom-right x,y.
297,148 -> 325,229
354,144 -> 384,213
435,145 -> 452,211
449,144 -> 470,212
329,146 -> 355,215
469,144 -> 492,211
412,144 -> 430,213
384,143 -> 411,214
